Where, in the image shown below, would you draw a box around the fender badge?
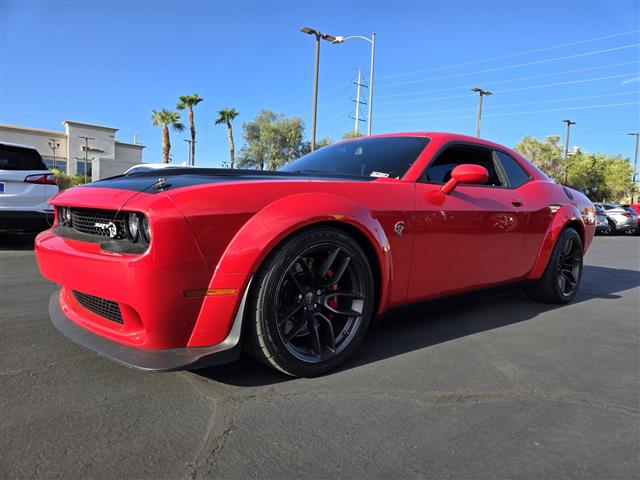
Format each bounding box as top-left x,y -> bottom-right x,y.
394,221 -> 405,236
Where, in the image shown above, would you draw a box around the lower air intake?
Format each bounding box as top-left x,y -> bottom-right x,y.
72,290 -> 124,324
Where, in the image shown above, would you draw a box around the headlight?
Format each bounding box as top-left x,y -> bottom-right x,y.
126,213 -> 140,241
59,207 -> 72,225
141,216 -> 151,244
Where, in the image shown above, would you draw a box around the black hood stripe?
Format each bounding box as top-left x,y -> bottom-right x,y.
85,168 -> 375,193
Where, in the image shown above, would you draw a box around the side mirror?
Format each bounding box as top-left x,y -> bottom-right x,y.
441,164 -> 489,194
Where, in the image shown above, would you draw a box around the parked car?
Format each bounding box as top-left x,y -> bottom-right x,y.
628,203 -> 640,215
0,142 -> 58,232
594,205 -> 611,235
595,202 -> 638,235
35,132 -> 595,377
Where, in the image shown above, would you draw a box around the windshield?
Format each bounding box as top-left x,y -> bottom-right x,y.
281,136 -> 429,179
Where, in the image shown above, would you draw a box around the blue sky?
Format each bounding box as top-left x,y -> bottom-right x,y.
1,0 -> 639,167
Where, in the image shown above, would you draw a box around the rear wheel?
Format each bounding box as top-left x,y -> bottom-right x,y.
525,227 -> 583,304
244,227 -> 374,377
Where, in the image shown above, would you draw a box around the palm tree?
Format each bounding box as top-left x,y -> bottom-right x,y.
215,108 -> 239,168
177,94 -> 203,165
151,109 -> 184,164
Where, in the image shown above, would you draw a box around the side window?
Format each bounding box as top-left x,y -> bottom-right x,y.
424,145 -> 504,187
494,151 -> 531,188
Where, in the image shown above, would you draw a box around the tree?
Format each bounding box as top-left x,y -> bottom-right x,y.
514,135 -> 564,182
238,110 -> 307,170
515,135 -> 635,202
342,130 -> 361,140
151,109 -> 184,164
177,94 -> 203,165
215,108 -> 239,168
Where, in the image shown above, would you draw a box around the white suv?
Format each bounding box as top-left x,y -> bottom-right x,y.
0,142 -> 58,232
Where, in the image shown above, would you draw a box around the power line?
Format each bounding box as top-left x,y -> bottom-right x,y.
375,60 -> 639,102
377,29 -> 640,81
374,72 -> 638,109
375,92 -> 638,118
373,101 -> 639,124
377,44 -> 639,88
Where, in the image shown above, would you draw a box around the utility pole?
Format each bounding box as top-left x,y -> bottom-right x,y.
629,132 -> 640,203
350,69 -> 367,135
48,138 -> 60,170
471,88 -> 492,137
300,27 -> 338,151
367,33 -> 376,136
562,120 -> 577,184
183,139 -> 193,165
78,136 -> 94,183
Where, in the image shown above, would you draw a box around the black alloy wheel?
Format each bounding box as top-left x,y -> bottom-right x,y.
244,227 -> 374,377
525,227 -> 583,304
556,233 -> 583,298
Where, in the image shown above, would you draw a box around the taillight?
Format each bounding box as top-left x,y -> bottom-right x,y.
24,174 -> 57,185
622,212 -> 632,217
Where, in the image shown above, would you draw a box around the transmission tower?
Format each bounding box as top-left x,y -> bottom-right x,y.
350,68 -> 368,135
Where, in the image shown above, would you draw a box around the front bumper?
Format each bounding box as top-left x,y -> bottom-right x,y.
49,290 -> 243,371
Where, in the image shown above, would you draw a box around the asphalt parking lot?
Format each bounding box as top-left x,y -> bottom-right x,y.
1,235 -> 638,479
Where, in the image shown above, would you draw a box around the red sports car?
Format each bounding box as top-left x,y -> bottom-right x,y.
35,133 -> 595,376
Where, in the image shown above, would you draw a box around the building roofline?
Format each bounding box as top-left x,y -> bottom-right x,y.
116,140 -> 145,149
63,120 -> 119,132
0,123 -> 66,137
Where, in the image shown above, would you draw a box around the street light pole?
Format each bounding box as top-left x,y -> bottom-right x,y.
78,136 -> 94,183
471,88 -> 492,138
300,27 -> 338,151
563,120 -> 577,184
333,33 -> 376,135
184,139 -> 193,165
48,138 -> 60,170
628,132 -> 640,203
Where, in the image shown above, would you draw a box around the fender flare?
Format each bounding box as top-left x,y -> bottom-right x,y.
528,204 -> 585,279
188,192 -> 392,347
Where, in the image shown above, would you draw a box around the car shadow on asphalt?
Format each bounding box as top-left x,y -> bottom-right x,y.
193,264 -> 640,387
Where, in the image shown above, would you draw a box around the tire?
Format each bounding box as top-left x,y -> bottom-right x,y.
243,227 -> 375,377
525,227 -> 584,304
605,220 -> 617,236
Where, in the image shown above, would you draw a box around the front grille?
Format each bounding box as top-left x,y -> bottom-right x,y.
72,290 -> 124,324
69,208 -> 126,239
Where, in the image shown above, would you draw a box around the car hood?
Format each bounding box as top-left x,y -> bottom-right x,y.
84,168 -> 373,194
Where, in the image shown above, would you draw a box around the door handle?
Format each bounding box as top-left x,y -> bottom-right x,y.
511,199 -> 523,207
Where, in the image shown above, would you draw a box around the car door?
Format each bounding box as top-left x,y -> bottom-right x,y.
408,143 -> 530,301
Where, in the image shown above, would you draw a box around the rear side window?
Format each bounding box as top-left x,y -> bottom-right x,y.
494,151 -> 531,188
0,145 -> 47,171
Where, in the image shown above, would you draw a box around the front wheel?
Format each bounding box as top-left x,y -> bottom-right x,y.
243,227 -> 375,377
525,227 -> 584,304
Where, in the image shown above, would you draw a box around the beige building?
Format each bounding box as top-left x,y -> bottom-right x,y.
0,121 -> 144,180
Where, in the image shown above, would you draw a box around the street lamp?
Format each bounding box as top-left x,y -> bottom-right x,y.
48,138 -> 60,170
470,88 -> 492,138
300,26 -> 339,151
628,132 -> 639,203
332,33 -> 376,136
562,120 -> 577,184
183,139 -> 194,165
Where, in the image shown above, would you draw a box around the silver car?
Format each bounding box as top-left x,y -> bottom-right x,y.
0,142 -> 58,232
595,202 -> 638,235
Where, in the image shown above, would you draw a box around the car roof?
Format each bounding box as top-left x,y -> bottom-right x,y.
0,141 -> 40,151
